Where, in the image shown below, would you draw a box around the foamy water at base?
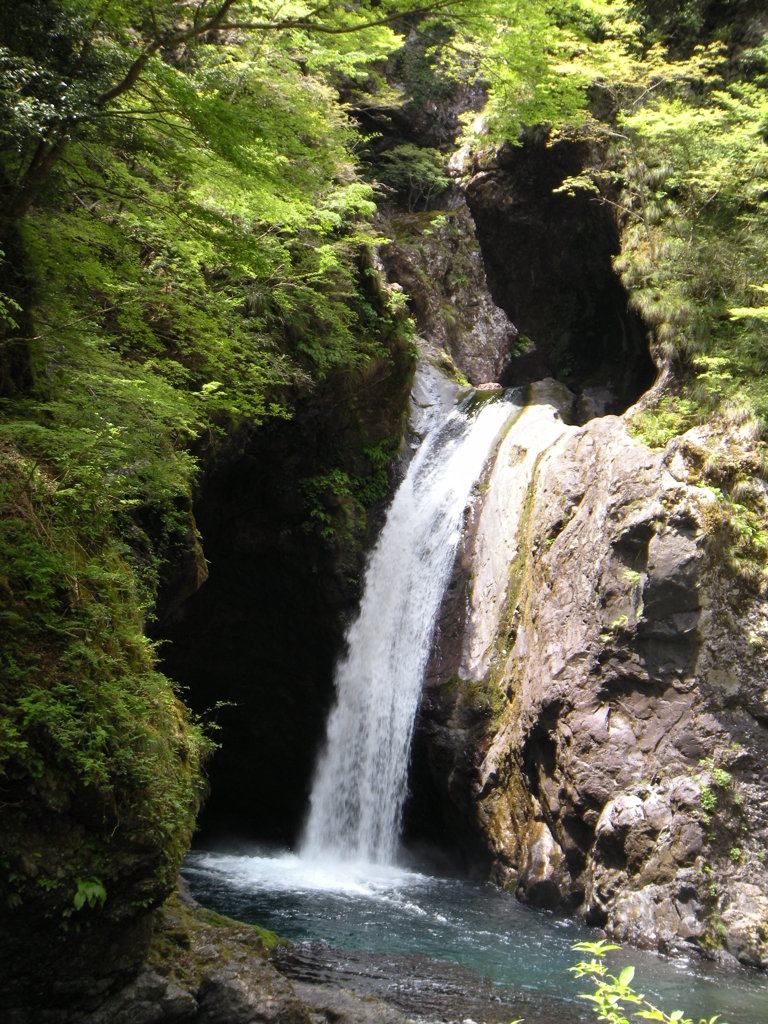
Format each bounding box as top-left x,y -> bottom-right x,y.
183,848 -> 768,1024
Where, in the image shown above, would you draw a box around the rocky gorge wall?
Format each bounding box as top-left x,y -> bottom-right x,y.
417,385 -> 768,967
392,130 -> 768,968
454,132 -> 657,409
159,337 -> 414,845
6,8 -> 768,1020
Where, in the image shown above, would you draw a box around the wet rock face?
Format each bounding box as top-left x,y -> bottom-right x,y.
380,192 -> 517,385
419,408 -> 768,965
406,381 -> 575,874
458,133 -> 656,409
20,892 -> 413,1024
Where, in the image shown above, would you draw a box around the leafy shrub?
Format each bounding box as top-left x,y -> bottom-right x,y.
571,940 -> 729,1024
376,144 -> 450,212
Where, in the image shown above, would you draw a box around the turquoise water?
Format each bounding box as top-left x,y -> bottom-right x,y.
183,848 -> 768,1024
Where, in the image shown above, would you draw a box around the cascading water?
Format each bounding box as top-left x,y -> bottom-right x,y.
301,373 -> 519,864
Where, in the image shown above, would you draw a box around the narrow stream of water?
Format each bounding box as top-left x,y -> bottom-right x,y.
302,377 -> 519,863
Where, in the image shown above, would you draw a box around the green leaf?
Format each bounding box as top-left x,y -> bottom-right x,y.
618,965 -> 635,987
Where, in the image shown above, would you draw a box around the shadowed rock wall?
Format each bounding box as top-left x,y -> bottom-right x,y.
160,352 -> 414,845
455,132 -> 657,411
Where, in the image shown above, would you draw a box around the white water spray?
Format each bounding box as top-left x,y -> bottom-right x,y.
301,374 -> 518,864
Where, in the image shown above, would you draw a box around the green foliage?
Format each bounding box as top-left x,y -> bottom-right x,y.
697,758 -> 733,818
0,438 -> 214,913
0,0 -> 446,188
72,878 -> 107,912
0,0 -> 420,930
0,0 -> 424,411
387,20 -> 470,124
700,785 -> 716,815
478,1 -> 594,136
626,0 -> 756,52
571,940 -> 729,1024
376,144 -> 450,212
470,1 -> 768,443
301,469 -> 364,548
611,72 -> 768,422
300,433 -> 401,549
0,249 -> 21,329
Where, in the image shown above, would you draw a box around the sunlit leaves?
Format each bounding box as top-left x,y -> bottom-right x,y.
0,0 -> 418,769
472,1 -> 768,427
730,285 -> 768,323
478,1 -> 593,136
570,941 -> 728,1024
619,81 -> 768,210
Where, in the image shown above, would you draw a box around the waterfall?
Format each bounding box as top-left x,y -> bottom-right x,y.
301,374 -> 519,864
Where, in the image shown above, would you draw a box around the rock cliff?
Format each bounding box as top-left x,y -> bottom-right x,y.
378,192 -> 517,386
419,387 -> 768,966
452,131 -> 656,409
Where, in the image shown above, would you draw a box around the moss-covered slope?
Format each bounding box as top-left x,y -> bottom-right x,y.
0,1 -> 417,1008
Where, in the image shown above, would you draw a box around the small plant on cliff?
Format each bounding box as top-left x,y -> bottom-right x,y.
571,940 -> 729,1024
73,878 -> 106,912
697,758 -> 735,821
700,785 -> 716,816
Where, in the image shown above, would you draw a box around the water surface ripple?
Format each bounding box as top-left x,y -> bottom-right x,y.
183,849 -> 768,1024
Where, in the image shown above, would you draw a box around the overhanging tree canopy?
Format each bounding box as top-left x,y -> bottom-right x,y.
0,0 -> 482,216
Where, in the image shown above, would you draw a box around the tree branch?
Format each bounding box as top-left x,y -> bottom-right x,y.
220,0 -> 474,37
95,0 -> 240,107
8,0 -> 474,218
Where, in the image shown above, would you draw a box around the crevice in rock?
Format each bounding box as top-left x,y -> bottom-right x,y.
612,523 -> 654,566
401,686 -> 496,877
521,706 -> 560,807
559,812 -> 594,878
461,132 -> 658,413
